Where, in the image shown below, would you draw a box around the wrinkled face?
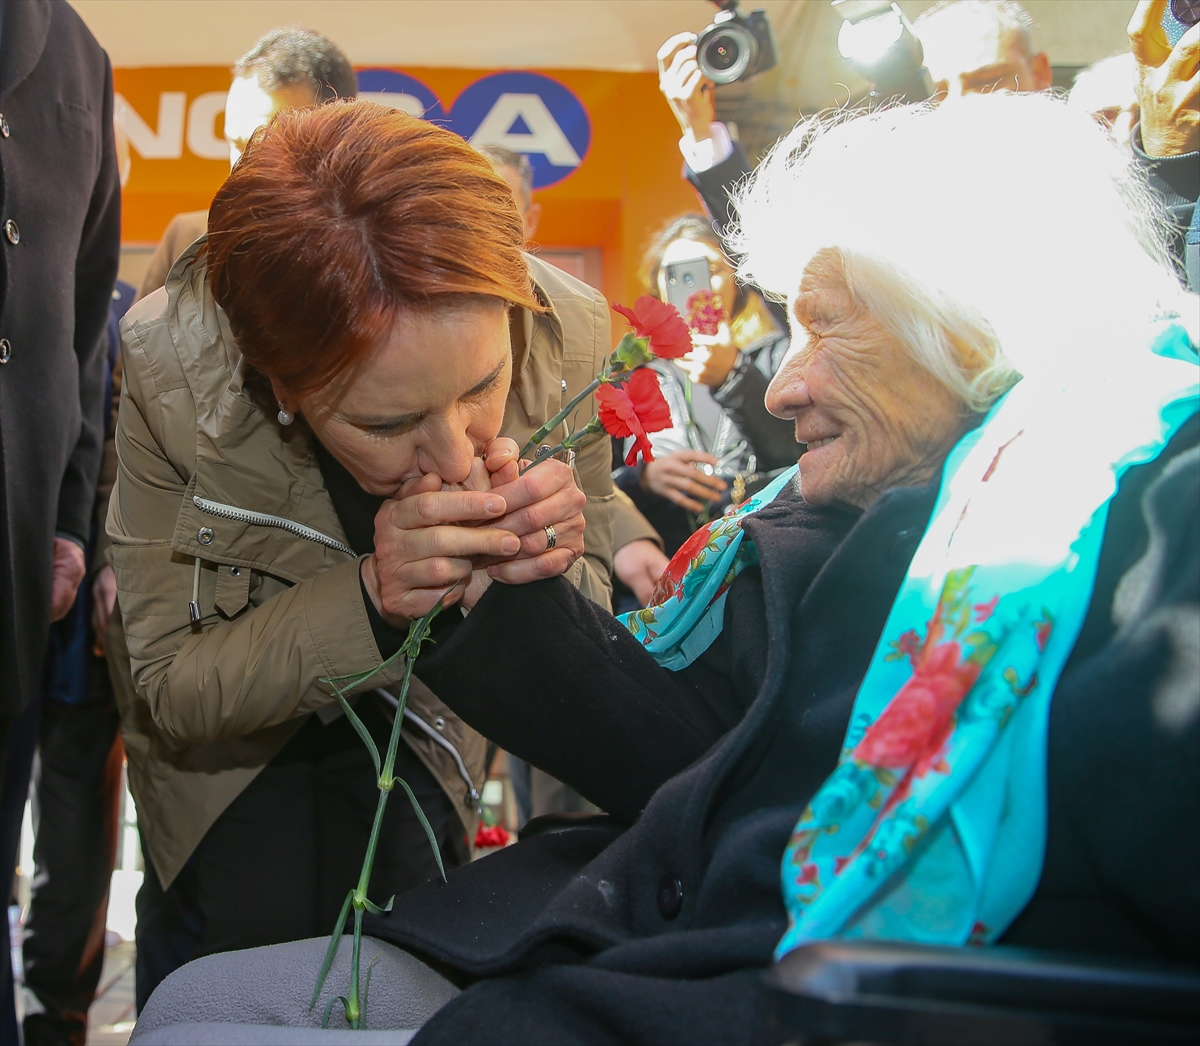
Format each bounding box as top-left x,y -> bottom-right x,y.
656,237 -> 737,324
275,302 -> 512,496
224,74 -> 315,167
765,251 -> 968,511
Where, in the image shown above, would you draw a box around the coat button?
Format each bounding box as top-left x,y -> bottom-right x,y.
197,527 -> 215,545
4,220 -> 19,245
229,565 -> 241,576
0,114 -> 10,138
0,339 -> 9,364
657,874 -> 683,919
434,716 -> 446,730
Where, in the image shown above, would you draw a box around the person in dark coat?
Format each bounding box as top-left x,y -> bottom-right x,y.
129,95 -> 1198,1046
0,0 -> 121,756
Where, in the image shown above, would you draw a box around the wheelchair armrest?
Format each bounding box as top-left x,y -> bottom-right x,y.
518,812 -> 624,841
763,939 -> 1200,1045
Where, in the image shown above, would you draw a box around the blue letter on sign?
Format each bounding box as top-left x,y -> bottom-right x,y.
448,72 -> 591,189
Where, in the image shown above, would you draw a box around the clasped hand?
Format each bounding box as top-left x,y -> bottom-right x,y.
361,437 -> 586,627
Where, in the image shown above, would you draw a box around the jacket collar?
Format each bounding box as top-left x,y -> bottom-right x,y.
163,237 -> 353,582
0,0 -> 51,103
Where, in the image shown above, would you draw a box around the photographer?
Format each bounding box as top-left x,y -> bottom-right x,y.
657,0 -> 1053,244
1129,0 -> 1199,291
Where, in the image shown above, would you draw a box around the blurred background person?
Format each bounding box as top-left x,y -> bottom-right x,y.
135,27 -> 357,302
657,0 -> 1053,241
615,215 -> 798,561
1128,0 -> 1199,291
1068,51 -> 1139,151
477,145 -> 542,244
17,120 -> 136,1046
0,0 -> 121,1039
914,0 -> 1052,100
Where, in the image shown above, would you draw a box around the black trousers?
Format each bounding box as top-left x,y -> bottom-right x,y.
22,694 -> 122,1046
134,696 -> 465,1011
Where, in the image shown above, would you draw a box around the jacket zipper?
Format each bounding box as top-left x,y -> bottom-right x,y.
375,688 -> 482,810
192,495 -> 355,556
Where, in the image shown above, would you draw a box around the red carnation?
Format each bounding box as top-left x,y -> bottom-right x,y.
613,296 -> 692,359
597,368 -> 672,466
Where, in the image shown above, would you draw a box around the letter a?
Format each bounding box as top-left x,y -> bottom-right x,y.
470,94 -> 582,168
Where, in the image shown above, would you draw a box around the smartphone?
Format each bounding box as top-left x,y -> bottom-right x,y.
664,258 -> 713,316
1163,0 -> 1200,46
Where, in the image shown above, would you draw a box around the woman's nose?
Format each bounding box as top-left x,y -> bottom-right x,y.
765,351 -> 812,420
420,418 -> 477,485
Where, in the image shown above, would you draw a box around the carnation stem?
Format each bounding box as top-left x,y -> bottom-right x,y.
518,418 -> 605,476
310,592 -> 454,1029
518,376 -> 602,461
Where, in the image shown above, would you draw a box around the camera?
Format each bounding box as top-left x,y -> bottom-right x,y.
1162,0 -> 1200,46
696,0 -> 778,86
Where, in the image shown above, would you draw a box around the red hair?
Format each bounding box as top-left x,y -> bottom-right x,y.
206,99 -> 540,396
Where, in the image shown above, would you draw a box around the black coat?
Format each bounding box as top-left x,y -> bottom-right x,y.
368,418 -> 1200,1045
0,0 -> 120,718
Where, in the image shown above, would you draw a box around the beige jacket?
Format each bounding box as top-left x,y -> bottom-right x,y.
108,239 -> 615,887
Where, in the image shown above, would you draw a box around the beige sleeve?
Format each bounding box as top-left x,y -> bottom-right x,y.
612,490 -> 662,552
567,289 -> 616,611
107,344 -> 404,745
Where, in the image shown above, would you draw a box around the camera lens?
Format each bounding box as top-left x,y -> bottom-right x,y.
697,23 -> 757,84
705,34 -> 741,72
683,272 -> 695,286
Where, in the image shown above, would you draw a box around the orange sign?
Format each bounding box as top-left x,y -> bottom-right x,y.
114,66 -> 700,310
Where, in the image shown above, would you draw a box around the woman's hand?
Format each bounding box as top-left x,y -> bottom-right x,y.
481,451 -> 586,584
1129,0 -> 1200,157
362,466 -> 520,627
642,449 -> 727,513
613,539 -> 670,607
91,564 -> 118,656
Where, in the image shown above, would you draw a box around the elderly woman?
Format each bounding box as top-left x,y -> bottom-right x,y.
107,101 -> 616,1002
132,94 -> 1198,1045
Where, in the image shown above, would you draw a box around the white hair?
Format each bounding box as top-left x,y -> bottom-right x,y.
729,92 -> 1187,410
1068,52 -> 1137,116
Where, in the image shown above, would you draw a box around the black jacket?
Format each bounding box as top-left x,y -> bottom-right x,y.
370,418 -> 1200,1045
0,0 -> 120,718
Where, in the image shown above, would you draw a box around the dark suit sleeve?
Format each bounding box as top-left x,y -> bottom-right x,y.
57,54 -> 120,545
415,577 -> 746,822
685,141 -> 753,241
1131,122 -> 1199,291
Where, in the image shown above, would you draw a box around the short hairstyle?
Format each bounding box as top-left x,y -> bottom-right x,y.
207,100 -> 540,398
477,145 -> 534,209
1068,52 -> 1137,116
730,93 -> 1182,411
234,27 -> 358,104
914,0 -> 1036,60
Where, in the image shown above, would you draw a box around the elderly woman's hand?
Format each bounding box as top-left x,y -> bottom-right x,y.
361,460 -> 521,627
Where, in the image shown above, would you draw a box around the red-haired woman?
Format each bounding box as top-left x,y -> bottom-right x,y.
106,101 -> 615,1002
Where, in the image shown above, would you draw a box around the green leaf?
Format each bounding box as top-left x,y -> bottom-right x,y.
338,695 -> 380,780
361,894 -> 395,915
398,776 -> 447,882
322,995 -> 350,1030
309,889 -> 353,1010
360,955 -> 380,1029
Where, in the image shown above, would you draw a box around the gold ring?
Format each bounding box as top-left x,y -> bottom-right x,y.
543,524 -> 557,551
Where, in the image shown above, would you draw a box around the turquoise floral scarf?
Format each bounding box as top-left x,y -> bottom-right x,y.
619,321 -> 1199,958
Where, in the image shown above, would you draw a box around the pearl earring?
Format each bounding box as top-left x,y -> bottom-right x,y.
276,401 -> 294,426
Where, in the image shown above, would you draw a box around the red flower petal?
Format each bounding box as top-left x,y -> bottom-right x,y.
596,368 -> 672,466
614,296 -> 693,359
